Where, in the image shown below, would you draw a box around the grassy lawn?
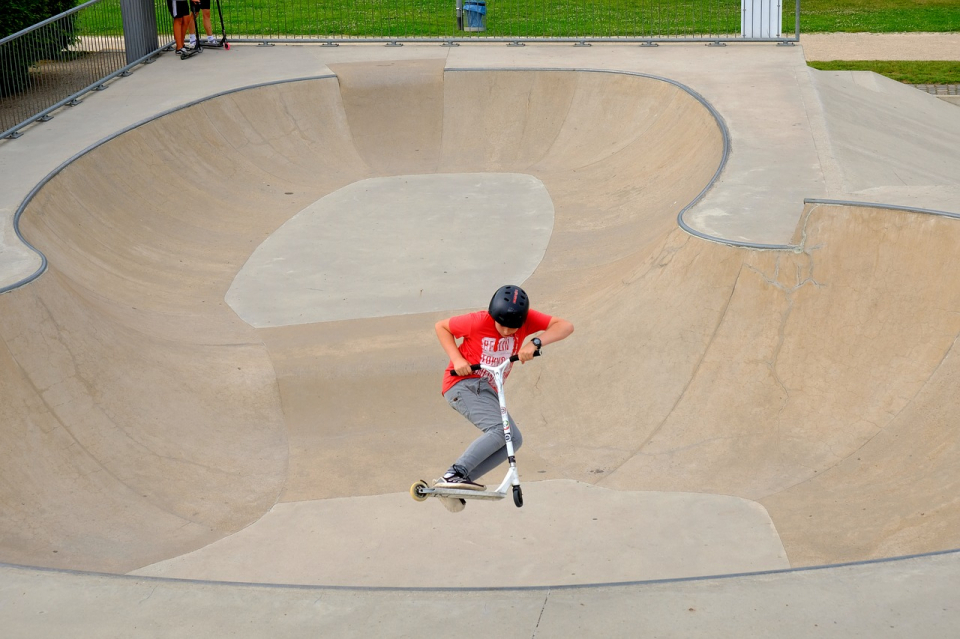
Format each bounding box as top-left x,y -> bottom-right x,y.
67,0 -> 960,38
210,0 -> 960,37
798,0 -> 960,85
195,0 -> 960,36
809,60 -> 960,84
788,0 -> 960,33
170,0 -> 747,38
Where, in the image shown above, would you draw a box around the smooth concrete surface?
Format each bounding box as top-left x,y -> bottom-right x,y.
131,481 -> 788,587
4,551 -> 960,638
226,173 -> 555,327
2,38 -> 960,636
0,46 -> 452,291
444,44 -> 829,245
809,69 -> 960,213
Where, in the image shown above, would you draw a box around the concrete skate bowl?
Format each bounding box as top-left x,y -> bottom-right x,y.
3,59 -> 960,588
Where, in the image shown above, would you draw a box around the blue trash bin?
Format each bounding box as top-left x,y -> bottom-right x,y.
463,1 -> 486,32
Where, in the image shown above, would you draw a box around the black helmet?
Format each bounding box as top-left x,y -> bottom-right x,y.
488,285 -> 529,329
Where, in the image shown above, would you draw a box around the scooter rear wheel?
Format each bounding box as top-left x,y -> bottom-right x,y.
512,485 -> 523,508
410,480 -> 429,502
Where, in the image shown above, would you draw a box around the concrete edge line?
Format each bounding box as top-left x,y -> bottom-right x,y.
4,66 -> 732,296
446,66 -> 743,249
0,46 -> 170,143
0,62 -> 744,295
3,547 -> 960,593
8,67 -> 960,297
804,197 -> 960,220
450,70 -> 960,252
0,74 -> 338,296
234,37 -> 800,45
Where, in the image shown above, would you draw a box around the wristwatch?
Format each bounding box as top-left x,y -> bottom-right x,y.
531,337 -> 542,351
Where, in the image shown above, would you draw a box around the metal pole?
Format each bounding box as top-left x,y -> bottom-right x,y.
795,0 -> 801,40
120,0 -> 158,65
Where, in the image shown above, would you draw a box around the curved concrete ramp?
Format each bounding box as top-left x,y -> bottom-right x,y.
2,60 -> 960,590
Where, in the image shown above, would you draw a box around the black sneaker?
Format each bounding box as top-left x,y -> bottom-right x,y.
434,472 -> 485,491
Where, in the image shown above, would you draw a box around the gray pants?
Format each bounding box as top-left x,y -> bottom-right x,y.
444,377 -> 523,481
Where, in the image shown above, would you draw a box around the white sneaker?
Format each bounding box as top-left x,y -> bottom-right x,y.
187,34 -> 196,45
207,35 -> 216,43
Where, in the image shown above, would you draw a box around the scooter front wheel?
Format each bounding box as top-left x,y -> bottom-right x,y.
513,485 -> 523,508
410,480 -> 429,502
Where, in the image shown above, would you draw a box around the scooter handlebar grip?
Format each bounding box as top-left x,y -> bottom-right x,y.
449,363 -> 483,377
507,350 -> 541,362
448,350 -> 540,375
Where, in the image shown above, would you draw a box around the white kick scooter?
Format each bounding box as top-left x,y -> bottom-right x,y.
410,349 -> 540,509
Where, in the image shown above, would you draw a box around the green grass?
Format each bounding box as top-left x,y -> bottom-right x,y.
809,60 -> 960,84
202,0 -> 745,39
205,0 -> 960,37
70,0 -> 960,38
786,0 -> 960,33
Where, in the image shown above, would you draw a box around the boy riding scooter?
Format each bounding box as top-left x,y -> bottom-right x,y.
430,285 -> 574,513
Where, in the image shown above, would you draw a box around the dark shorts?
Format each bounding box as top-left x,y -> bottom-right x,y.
194,0 -> 211,10
166,0 -> 189,18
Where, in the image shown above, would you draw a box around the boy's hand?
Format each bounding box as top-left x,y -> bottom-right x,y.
517,342 -> 539,363
452,357 -> 474,377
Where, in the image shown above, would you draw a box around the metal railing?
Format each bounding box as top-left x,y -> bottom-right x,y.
0,0 -> 174,140
2,0 -> 799,140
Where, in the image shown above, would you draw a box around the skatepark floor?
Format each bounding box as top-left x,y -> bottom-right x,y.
2,33 -> 960,637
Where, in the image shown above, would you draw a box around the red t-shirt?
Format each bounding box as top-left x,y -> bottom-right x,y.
441,309 -> 552,395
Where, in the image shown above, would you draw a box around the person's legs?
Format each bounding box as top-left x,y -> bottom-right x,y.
172,16 -> 185,49
167,0 -> 185,50
467,420 -> 523,480
202,8 -> 213,37
443,377 -> 523,482
184,12 -> 196,44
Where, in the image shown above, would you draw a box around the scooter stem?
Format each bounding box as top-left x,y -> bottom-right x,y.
485,359 -> 519,484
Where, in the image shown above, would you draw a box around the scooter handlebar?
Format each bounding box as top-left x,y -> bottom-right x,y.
449,350 -> 540,376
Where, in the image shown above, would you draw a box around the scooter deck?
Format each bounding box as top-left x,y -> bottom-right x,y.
196,38 -> 229,50
421,486 -> 509,501
179,40 -> 228,60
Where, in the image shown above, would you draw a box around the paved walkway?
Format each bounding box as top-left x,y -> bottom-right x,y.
915,84 -> 960,106
800,32 -> 960,61
915,83 -> 960,94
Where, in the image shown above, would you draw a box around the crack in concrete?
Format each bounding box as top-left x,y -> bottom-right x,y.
532,590 -> 550,638
598,257 -> 744,485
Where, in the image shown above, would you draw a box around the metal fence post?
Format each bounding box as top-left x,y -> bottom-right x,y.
121,0 -> 158,64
